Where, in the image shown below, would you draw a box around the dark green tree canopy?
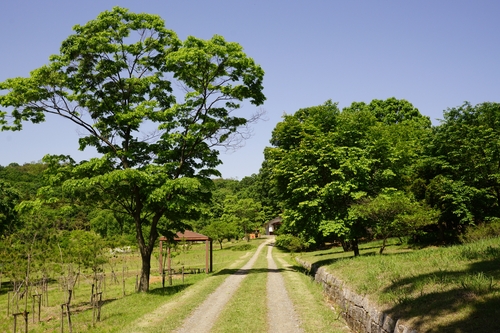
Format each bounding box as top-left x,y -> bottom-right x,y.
414,102 -> 500,242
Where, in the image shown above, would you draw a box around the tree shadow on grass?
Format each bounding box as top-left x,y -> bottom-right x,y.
381,257 -> 500,332
148,284 -> 191,296
0,281 -> 14,296
301,245 -> 500,332
213,267 -> 288,276
304,249 -> 417,276
309,241 -> 405,257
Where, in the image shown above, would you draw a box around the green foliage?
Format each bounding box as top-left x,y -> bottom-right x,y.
202,219 -> 237,249
220,195 -> 265,241
0,163 -> 46,200
265,98 -> 430,252
415,102 -> 500,242
89,208 -> 135,240
230,243 -> 254,251
0,180 -> 20,235
460,218 -> 500,243
0,163 -> 48,236
60,230 -> 108,272
192,177 -> 267,246
351,190 -> 438,253
275,234 -> 308,252
344,97 -> 431,126
0,211 -> 59,284
0,7 -> 265,291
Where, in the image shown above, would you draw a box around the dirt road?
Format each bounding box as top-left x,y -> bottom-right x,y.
126,238 -> 347,333
174,238 -> 303,332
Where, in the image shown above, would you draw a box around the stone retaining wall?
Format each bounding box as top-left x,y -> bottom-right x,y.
296,258 -> 417,333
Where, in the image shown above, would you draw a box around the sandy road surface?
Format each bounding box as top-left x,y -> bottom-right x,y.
266,241 -> 304,333
174,239 -> 271,333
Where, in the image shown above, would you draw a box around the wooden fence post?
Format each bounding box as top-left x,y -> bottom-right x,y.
23,310 -> 29,333
60,304 -> 64,333
122,266 -> 126,297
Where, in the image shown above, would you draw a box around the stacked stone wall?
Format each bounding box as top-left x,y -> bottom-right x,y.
296,258 -> 417,333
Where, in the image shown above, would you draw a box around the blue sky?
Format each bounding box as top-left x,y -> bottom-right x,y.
1,1 -> 499,179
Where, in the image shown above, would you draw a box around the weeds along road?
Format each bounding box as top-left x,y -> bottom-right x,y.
126,238 -> 350,333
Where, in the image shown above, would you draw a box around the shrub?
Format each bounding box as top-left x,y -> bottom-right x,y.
460,218 -> 500,243
231,243 -> 254,251
275,234 -> 308,252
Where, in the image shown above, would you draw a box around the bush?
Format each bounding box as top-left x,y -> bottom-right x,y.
460,218 -> 500,243
275,234 -> 308,252
231,243 -> 254,251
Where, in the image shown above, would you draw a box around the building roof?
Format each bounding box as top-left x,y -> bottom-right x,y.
159,230 -> 211,242
265,217 -> 282,226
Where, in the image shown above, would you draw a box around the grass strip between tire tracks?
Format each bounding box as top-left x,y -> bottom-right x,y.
210,244 -> 268,333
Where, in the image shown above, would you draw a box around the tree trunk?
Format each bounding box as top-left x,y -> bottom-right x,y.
352,239 -> 360,257
379,241 -> 386,254
341,240 -> 352,252
138,250 -> 151,292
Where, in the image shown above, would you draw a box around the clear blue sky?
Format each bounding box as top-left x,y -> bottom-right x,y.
1,0 -> 499,179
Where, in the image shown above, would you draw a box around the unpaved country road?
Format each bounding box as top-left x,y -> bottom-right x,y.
176,239 -> 302,333
175,238 -> 302,333
266,242 -> 303,333
174,239 -> 274,333
128,237 -> 341,333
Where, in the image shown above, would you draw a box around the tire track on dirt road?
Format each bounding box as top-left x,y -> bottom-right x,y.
266,242 -> 304,333
173,239 -> 271,333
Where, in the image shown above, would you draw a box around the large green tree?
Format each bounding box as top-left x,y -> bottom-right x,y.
265,99 -> 431,254
415,102 -> 500,242
0,7 -> 265,291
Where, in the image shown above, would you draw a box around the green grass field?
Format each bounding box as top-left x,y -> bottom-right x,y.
295,237 -> 500,332
4,236 -> 496,332
0,239 -> 267,333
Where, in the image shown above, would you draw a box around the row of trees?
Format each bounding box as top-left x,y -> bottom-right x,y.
262,98 -> 500,254
0,163 -> 114,300
0,163 -> 269,297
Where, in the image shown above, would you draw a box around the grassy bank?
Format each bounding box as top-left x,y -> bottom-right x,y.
295,237 -> 500,332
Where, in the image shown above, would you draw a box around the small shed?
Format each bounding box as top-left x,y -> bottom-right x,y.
158,231 -> 213,274
264,217 -> 282,235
